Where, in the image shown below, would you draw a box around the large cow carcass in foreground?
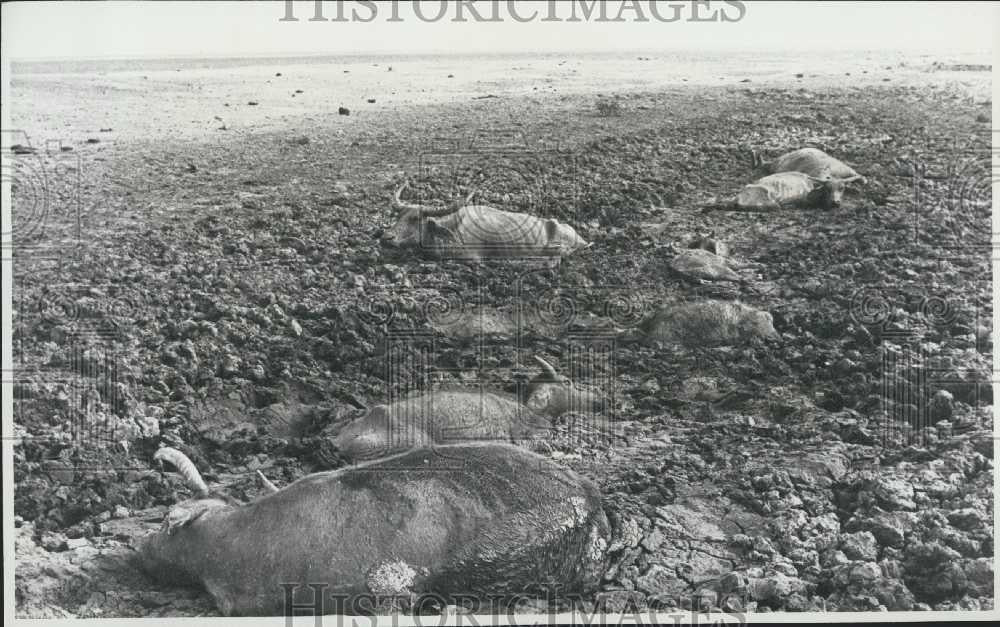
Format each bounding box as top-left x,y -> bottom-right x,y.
381,182 -> 591,260
138,445 -> 610,616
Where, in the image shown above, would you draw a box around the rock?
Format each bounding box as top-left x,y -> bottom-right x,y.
339,107 -> 350,116
65,537 -> 91,550
136,415 -> 160,438
43,460 -> 76,484
963,558 -> 994,596
640,528 -> 665,552
946,508 -> 984,531
929,390 -> 954,421
607,515 -> 642,552
40,532 -> 68,552
635,565 -> 680,596
747,572 -> 807,602
247,101 -> 259,106
861,511 -> 917,548
871,476 -> 917,510
872,578 -> 916,610
839,531 -> 878,561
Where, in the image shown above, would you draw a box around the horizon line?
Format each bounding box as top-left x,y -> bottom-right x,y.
9,46 -> 991,64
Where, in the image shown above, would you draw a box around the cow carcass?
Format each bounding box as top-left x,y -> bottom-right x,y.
381,182 -> 590,260
734,171 -> 861,211
639,300 -> 780,347
751,147 -> 864,181
330,390 -> 552,462
670,248 -> 741,282
138,444 -> 610,616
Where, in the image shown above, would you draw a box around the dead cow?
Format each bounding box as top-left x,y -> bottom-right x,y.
524,356 -> 606,419
382,182 -> 590,260
670,248 -> 741,282
331,390 -> 552,462
734,172 -> 861,211
639,300 -> 780,347
751,147 -> 864,181
139,444 -> 610,616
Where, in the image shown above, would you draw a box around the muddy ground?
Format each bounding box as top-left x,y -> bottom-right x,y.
11,79 -> 995,617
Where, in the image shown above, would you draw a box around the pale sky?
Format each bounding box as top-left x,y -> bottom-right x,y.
1,1 -> 996,60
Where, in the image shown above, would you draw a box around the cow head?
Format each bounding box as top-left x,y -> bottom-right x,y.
749,149 -> 773,178
139,447 -> 238,584
381,182 -> 474,249
805,174 -> 862,209
738,308 -> 781,342
544,219 -> 591,254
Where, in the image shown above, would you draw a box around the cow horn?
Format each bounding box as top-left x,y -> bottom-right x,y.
154,447 -> 209,496
256,470 -> 279,494
533,355 -> 560,379
393,181 -> 426,213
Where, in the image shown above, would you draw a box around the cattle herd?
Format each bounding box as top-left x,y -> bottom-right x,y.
141,147 -> 865,616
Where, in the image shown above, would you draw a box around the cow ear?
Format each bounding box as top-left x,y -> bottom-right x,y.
163,501 -> 216,534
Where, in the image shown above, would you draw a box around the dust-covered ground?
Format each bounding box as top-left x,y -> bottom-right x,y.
8,52 -> 995,617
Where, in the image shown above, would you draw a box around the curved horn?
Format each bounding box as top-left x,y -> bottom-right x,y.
533,355 -> 560,379
256,470 -> 279,494
154,447 -> 209,496
393,181 -> 426,213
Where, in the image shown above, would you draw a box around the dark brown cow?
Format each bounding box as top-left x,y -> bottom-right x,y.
139,444 -> 610,616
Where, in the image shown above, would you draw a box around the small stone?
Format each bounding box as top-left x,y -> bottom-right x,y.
929,390 -> 954,421
66,537 -> 91,550
840,531 -> 878,561
40,532 -> 68,552
947,508 -> 984,531
640,528 -> 665,552
863,511 -> 916,548
635,565 -> 677,596
872,476 -> 916,510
